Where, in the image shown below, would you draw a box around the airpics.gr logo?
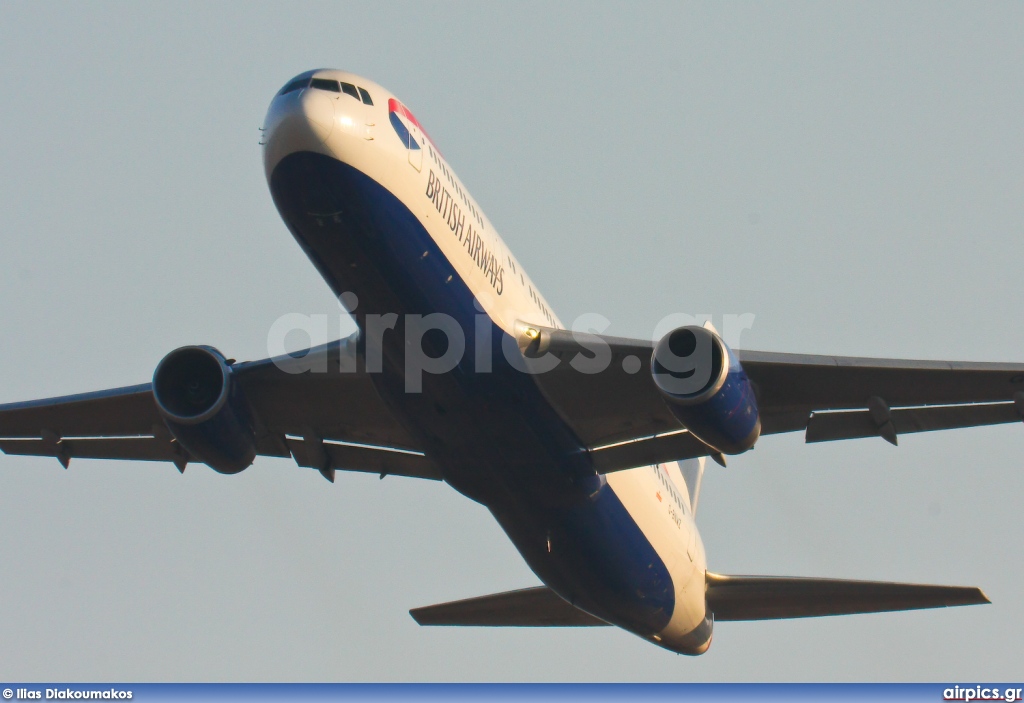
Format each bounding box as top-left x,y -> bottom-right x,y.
943,686 -> 1024,702
388,98 -> 437,153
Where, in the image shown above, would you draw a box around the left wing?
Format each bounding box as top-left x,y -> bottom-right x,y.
517,326 -> 1024,472
0,384 -> 186,469
0,338 -> 440,481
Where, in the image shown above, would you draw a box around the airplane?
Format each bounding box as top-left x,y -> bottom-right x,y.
0,68 -> 1016,655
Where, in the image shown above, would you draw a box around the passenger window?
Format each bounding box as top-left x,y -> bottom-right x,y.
310,78 -> 341,92
358,87 -> 374,105
340,82 -> 360,100
279,78 -> 309,96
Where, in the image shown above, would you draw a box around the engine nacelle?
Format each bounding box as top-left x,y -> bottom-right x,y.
152,346 -> 257,474
651,326 -> 760,455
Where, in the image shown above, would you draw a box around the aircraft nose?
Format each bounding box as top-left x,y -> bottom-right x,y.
297,89 -> 335,141
262,84 -> 336,176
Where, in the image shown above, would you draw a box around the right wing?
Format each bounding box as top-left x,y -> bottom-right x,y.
0,336 -> 440,481
516,326 -> 1024,472
738,350 -> 1024,440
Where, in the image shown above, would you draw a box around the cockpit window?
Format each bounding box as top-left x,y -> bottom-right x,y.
358,87 -> 374,106
340,82 -> 360,100
279,77 -> 310,96
310,78 -> 341,93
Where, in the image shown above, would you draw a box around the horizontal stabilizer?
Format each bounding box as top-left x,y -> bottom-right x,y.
410,586 -> 609,627
706,572 -> 989,621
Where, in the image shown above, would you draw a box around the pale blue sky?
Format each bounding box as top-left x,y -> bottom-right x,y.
0,1 -> 1022,681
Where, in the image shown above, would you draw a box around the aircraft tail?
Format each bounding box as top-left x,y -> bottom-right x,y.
409,574 -> 988,628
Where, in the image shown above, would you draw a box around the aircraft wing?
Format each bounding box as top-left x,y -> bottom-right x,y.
0,337 -> 440,481
6,326 -> 1022,478
517,326 -> 1024,472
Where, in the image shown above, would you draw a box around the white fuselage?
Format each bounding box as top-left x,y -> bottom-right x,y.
262,70 -> 710,653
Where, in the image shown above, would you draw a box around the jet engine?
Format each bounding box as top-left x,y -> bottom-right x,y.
651,326 -> 760,455
152,346 -> 257,474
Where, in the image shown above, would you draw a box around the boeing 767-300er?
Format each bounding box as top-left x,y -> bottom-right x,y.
1,70 -> 1013,654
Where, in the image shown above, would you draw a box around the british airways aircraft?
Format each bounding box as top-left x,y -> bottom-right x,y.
1,69 -> 1014,654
